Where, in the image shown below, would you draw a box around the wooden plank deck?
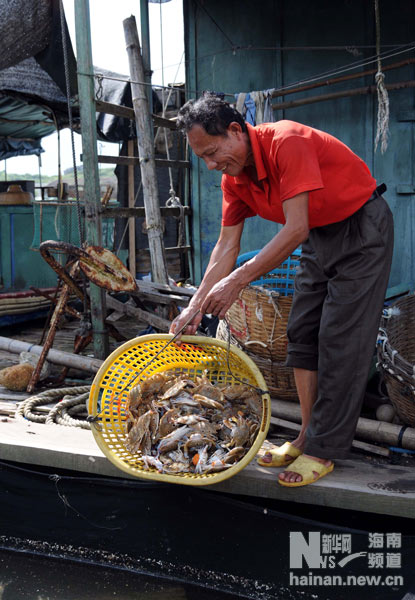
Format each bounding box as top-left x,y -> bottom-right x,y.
1,417 -> 414,520
1,317 -> 414,522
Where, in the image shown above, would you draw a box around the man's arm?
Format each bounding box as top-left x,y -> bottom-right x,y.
169,222 -> 244,335
201,192 -> 309,318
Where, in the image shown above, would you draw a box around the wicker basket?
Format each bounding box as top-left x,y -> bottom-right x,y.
377,294 -> 415,426
88,334 -> 270,485
216,319 -> 298,401
224,286 -> 292,361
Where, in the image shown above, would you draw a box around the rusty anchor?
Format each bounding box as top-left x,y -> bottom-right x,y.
26,241 -> 138,393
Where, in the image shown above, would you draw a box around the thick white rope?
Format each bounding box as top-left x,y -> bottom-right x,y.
16,386 -> 91,429
374,0 -> 390,154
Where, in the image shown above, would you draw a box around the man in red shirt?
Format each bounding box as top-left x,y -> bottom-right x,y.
170,92 -> 394,487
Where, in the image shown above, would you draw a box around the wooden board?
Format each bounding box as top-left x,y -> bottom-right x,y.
0,418 -> 414,519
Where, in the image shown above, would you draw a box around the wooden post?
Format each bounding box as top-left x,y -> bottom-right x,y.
139,0 -> 153,113
74,0 -> 109,359
123,16 -> 169,285
127,139 -> 136,278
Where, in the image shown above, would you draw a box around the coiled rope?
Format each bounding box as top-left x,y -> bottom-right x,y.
16,386 -> 91,429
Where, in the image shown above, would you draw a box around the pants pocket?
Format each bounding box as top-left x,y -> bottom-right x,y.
363,198 -> 393,243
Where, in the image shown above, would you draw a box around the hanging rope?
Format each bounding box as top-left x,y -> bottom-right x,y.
59,0 -> 85,244
158,0 -> 174,194
155,5 -> 186,252
374,0 -> 390,154
37,154 -> 42,190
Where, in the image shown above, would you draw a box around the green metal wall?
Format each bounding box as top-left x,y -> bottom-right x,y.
0,203 -> 117,292
184,0 -> 415,290
0,206 -> 58,291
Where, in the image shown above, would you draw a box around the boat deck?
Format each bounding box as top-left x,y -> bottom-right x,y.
1,316 -> 415,522
1,416 -> 414,520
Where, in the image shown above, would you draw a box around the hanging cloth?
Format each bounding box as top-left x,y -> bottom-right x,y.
262,88 -> 275,123
250,91 -> 264,123
235,91 -> 256,125
235,89 -> 275,125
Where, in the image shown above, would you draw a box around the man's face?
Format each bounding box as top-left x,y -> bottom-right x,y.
187,123 -> 250,176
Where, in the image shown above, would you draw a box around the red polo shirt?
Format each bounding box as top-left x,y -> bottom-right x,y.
221,121 -> 376,229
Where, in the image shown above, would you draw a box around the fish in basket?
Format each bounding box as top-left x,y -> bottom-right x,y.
88,334 -> 271,485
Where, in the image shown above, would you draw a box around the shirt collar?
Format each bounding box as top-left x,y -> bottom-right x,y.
234,122 -> 267,184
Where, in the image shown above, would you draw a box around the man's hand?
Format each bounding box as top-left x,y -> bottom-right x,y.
169,223 -> 244,341
200,272 -> 244,319
169,305 -> 203,340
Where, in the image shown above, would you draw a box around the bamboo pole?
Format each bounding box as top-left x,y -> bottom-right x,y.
272,79 -> 415,111
127,139 -> 136,278
271,399 -> 415,451
271,56 -> 415,99
0,336 -> 103,373
269,416 -> 390,457
123,16 -> 169,285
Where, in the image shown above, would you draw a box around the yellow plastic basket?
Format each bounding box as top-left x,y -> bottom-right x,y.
88,334 -> 271,485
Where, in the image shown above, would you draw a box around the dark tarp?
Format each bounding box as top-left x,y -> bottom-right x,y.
0,58 -> 71,122
0,57 -> 73,160
0,0 -> 76,97
0,0 -> 52,72
34,0 -> 78,99
0,0 -> 166,159
95,68 -> 136,143
0,0 -> 78,159
0,138 -> 44,160
95,68 -> 162,143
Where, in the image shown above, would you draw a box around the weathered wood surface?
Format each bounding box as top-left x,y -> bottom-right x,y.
1,418 -> 414,519
123,15 -> 168,285
0,389 -> 29,416
0,320 -> 118,363
131,288 -> 189,307
97,154 -> 190,170
101,205 -> 191,219
106,295 -> 171,331
137,279 -> 196,298
95,99 -> 177,130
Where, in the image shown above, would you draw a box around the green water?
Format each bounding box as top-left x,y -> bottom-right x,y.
0,550 -> 244,600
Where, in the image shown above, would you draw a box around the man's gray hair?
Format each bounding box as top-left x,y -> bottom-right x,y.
176,92 -> 247,136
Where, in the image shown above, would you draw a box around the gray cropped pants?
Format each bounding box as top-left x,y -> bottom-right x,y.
286,192 -> 394,459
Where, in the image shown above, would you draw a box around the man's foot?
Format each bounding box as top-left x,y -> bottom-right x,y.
278,454 -> 334,487
257,440 -> 303,467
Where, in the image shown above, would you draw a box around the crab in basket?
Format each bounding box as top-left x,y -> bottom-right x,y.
124,369 -> 262,475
